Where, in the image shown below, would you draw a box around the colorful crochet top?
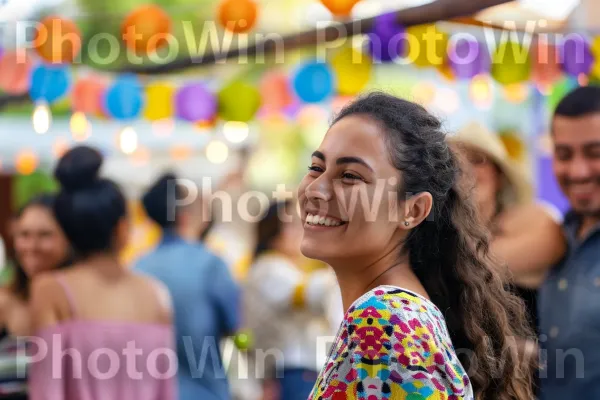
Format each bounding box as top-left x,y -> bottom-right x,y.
309,286 -> 474,400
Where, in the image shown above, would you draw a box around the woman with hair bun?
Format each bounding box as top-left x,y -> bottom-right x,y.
28,146 -> 176,400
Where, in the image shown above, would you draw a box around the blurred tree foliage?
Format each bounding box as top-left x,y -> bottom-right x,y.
13,171 -> 59,210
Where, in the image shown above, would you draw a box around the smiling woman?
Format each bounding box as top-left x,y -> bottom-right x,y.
0,194 -> 71,399
6,194 -> 70,317
298,92 -> 535,400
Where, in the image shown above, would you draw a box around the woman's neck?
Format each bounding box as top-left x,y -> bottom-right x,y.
331,245 -> 427,312
80,252 -> 124,276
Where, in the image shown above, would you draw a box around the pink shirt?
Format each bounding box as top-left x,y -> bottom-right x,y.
28,278 -> 177,400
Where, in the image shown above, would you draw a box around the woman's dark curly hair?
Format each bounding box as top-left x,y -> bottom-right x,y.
333,93 -> 535,400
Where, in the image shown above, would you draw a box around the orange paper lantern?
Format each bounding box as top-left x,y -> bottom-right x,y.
0,52 -> 33,95
122,5 -> 172,54
531,41 -> 562,90
260,72 -> 293,113
72,78 -> 106,115
33,16 -> 81,64
320,0 -> 361,16
15,151 -> 39,176
218,0 -> 258,33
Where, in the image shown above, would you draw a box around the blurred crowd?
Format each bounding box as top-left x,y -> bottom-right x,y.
0,86 -> 598,400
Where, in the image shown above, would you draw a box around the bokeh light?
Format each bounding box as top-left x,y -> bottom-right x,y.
298,105 -> 328,128
152,119 -> 174,137
169,145 -> 192,161
503,83 -> 530,104
70,112 -> 89,136
119,127 -> 138,155
411,81 -> 436,107
223,121 -> 249,144
52,137 -> 70,159
469,74 -> 494,109
432,87 -> 460,114
32,103 -> 51,134
15,150 -> 38,175
131,147 -> 151,166
206,140 -> 229,164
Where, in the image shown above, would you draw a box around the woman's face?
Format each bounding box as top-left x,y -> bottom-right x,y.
298,114 -> 406,266
14,205 -> 69,277
461,147 -> 501,214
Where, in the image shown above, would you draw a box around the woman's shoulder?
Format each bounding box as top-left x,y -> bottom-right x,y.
343,286 -> 456,356
322,287 -> 473,399
347,286 -> 444,323
129,273 -> 173,324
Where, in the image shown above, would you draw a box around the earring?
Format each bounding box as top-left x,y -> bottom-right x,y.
404,221 -> 410,227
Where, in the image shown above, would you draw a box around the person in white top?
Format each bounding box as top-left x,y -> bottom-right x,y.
243,200 -> 340,400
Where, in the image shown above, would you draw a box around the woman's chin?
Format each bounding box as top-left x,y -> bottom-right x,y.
300,240 -> 328,262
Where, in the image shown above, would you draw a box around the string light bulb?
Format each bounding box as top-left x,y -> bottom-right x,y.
206,140 -> 229,164
32,102 -> 51,134
70,112 -> 90,140
469,74 -> 494,109
503,83 -> 529,104
119,127 -> 138,155
432,88 -> 460,114
223,121 -> 249,144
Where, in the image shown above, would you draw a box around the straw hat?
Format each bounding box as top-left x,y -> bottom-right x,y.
447,122 -> 533,209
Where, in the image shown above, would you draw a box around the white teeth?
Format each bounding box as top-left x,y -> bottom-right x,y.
306,213 -> 343,227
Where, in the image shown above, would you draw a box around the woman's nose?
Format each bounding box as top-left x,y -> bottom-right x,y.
305,175 -> 333,202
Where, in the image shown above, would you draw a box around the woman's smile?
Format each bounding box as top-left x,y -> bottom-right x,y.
303,212 -> 347,230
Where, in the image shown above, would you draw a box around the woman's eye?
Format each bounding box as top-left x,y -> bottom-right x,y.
308,165 -> 324,173
342,172 -> 362,181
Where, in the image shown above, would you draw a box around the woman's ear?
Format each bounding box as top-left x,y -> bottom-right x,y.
402,192 -> 433,229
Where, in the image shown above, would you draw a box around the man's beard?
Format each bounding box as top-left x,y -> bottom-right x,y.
573,206 -> 600,218
562,177 -> 600,218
